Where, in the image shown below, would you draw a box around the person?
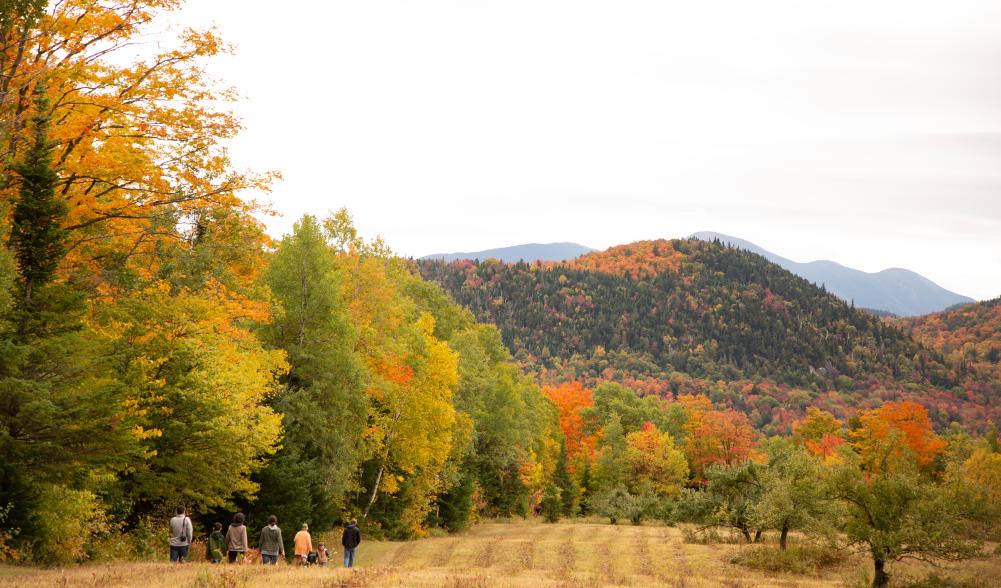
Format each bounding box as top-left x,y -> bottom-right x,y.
258,515 -> 284,565
225,513 -> 249,563
293,523 -> 313,566
168,505 -> 193,563
207,522 -> 226,564
341,518 -> 361,568
316,542 -> 329,567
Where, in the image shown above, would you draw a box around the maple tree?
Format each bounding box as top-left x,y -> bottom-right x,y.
543,381 -> 597,465
686,409 -> 759,481
850,401 -> 946,473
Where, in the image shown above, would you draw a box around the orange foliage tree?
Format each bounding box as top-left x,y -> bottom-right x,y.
850,401 -> 946,473
0,0 -> 276,287
543,381 -> 598,465
792,407 -> 845,463
686,409 -> 758,481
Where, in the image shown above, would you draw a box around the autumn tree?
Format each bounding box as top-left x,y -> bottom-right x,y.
543,381 -> 597,465
686,409 -> 758,481
624,422 -> 688,498
851,401 -> 946,474
792,407 -> 845,462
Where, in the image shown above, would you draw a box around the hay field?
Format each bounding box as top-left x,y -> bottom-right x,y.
0,519 -> 996,587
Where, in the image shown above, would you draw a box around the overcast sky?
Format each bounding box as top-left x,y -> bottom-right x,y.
169,1 -> 1001,300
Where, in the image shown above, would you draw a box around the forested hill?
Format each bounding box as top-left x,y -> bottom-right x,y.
417,239 -> 999,431
897,297 -> 1001,390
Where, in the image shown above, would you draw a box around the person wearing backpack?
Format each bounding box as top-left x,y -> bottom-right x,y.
258,515 -> 285,565
168,505 -> 193,563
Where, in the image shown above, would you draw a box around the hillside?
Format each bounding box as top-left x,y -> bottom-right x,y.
417,239 -> 999,431
898,297 -> 1001,390
422,242 -> 594,263
690,231 -> 975,316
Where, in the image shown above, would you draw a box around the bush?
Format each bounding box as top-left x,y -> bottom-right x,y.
681,526 -> 743,545
589,485 -> 655,525
540,483 -> 562,523
729,543 -> 846,575
29,484 -> 112,564
893,574 -> 996,588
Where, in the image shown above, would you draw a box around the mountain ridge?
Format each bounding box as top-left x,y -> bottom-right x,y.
689,231 -> 973,316
422,242 -> 594,263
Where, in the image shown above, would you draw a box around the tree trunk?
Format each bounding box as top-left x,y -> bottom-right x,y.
753,529 -> 762,543
779,524 -> 789,550
362,460 -> 386,520
873,558 -> 889,588
741,527 -> 751,542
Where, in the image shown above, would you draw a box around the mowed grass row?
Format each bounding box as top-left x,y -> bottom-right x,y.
1,520 -> 997,587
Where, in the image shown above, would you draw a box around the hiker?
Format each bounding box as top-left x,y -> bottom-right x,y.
341,518 -> 361,568
316,542 -> 329,567
207,522 -> 225,563
225,512 -> 249,563
168,505 -> 193,563
293,523 -> 313,566
259,515 -> 285,565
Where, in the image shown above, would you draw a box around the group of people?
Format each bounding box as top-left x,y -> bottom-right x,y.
169,506 -> 362,568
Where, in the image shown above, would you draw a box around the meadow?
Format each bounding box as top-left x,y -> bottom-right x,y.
0,520 -> 996,588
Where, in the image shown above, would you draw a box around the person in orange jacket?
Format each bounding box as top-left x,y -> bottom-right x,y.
293,523 -> 313,566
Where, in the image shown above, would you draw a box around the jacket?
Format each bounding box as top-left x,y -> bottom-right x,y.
293,530 -> 313,556
341,524 -> 361,549
169,515 -> 193,547
225,523 -> 249,552
259,525 -> 284,556
207,531 -> 225,561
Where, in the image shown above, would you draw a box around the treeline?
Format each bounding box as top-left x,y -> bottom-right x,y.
539,381 -> 1000,588
416,241 -> 1000,428
0,0 -> 562,563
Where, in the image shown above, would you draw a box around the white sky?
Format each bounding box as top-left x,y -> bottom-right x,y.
167,0 -> 1001,300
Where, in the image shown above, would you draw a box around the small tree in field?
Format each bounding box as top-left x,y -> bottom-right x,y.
753,439 -> 831,549
828,449 -> 984,588
679,461 -> 765,542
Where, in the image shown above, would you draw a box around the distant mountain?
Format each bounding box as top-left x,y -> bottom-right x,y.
422,242 -> 594,263
690,231 -> 974,317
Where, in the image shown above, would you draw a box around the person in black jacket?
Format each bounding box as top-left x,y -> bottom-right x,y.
341,518 -> 361,568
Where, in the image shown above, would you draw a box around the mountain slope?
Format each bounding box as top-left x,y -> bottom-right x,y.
690,231 -> 974,316
422,242 -> 594,263
898,297 -> 1001,388
416,239 -> 999,432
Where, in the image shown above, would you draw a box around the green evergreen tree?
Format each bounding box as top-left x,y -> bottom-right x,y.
8,85 -> 65,317
553,438 -> 578,517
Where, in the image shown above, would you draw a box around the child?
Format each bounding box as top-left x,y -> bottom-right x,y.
207,522 -> 225,564
316,543 -> 329,567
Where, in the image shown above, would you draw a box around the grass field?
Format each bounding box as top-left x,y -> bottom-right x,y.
0,519 -> 996,587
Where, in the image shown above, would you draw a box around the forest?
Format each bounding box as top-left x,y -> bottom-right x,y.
0,3 -> 999,588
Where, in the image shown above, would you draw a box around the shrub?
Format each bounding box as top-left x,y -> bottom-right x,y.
541,483 -> 562,523
729,543 -> 846,575
29,484 -> 112,564
681,526 -> 743,545
589,485 -> 655,525
893,574 -> 996,588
